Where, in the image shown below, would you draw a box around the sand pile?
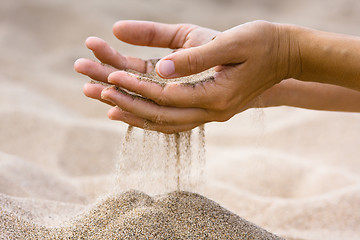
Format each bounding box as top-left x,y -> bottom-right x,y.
1,191 -> 282,239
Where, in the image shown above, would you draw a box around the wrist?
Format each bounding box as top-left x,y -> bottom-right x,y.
274,23 -> 303,81
286,25 -> 360,90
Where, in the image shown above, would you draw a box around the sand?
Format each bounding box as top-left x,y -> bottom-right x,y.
116,125 -> 206,195
92,58 -> 215,99
2,191 -> 283,239
125,58 -> 216,86
1,0 -> 360,239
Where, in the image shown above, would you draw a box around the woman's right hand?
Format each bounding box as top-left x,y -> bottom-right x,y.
75,20 -> 296,133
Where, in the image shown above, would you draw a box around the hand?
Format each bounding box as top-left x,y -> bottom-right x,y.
75,20 -> 293,133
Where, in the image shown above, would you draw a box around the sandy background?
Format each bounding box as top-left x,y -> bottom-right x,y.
1,0 -> 360,239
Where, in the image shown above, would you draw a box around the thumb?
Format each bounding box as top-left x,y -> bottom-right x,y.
155,37 -> 238,78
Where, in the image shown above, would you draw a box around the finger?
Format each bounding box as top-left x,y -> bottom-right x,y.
83,82 -> 115,106
101,87 -> 210,125
108,107 -> 201,134
155,35 -> 243,78
108,70 -> 218,108
74,58 -> 117,82
113,20 -> 197,49
85,36 -> 152,73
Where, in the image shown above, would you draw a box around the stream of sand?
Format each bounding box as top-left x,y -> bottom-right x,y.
116,125 -> 206,194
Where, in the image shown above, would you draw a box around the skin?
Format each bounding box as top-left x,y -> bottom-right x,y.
74,20 -> 360,133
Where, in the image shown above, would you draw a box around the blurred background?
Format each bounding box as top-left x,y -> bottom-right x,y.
1,0 -> 360,117
1,1 -> 360,239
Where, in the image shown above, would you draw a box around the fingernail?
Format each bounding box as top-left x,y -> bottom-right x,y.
157,60 -> 175,77
101,87 -> 112,101
107,73 -> 116,84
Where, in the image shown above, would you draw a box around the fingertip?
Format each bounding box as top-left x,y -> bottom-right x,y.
112,20 -> 128,37
74,58 -> 84,72
155,59 -> 175,78
85,36 -> 105,49
85,36 -> 98,42
113,20 -> 146,42
108,71 -> 122,83
83,81 -> 94,91
85,36 -> 96,48
83,82 -> 107,98
112,21 -> 121,33
74,58 -> 92,73
108,106 -> 120,120
108,107 -> 139,126
83,82 -> 96,97
74,58 -> 97,74
108,71 -> 137,85
82,82 -> 92,97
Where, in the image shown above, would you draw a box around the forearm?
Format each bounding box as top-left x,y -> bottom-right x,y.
287,25 -> 360,90
261,79 -> 360,112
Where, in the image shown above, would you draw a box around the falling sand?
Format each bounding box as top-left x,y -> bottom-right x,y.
116,126 -> 207,195
1,59 -> 284,239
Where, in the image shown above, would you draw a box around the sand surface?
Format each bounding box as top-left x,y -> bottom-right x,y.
1,0 -> 360,239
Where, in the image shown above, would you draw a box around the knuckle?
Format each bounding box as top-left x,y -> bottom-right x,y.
152,87 -> 168,106
169,24 -> 198,49
146,23 -> 157,46
186,50 -> 204,74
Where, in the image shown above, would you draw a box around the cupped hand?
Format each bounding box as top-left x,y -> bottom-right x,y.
75,20 -> 294,133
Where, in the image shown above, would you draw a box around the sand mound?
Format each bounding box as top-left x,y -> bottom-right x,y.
1,191 -> 282,239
